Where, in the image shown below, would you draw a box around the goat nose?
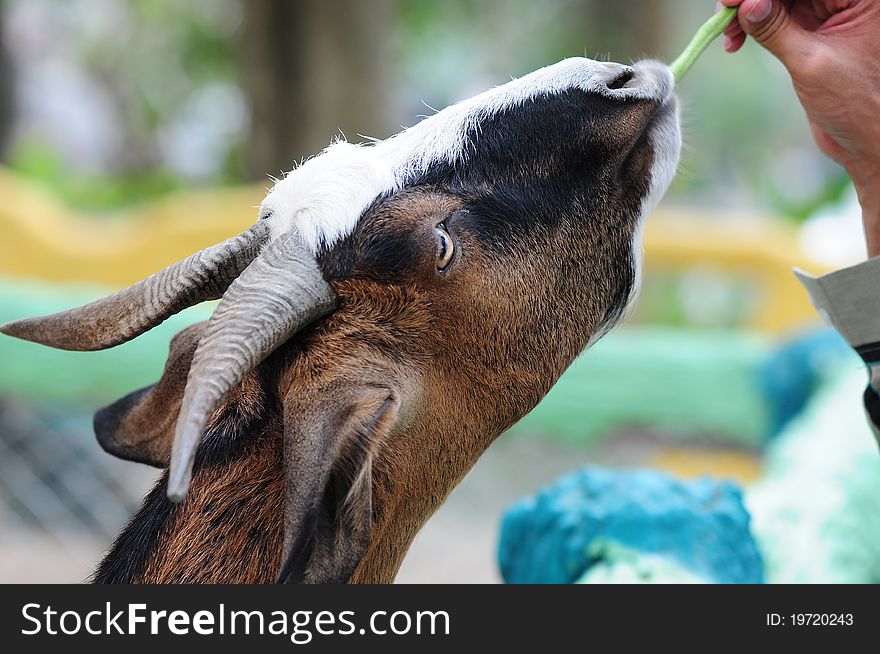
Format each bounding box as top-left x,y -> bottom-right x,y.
604,64 -> 636,91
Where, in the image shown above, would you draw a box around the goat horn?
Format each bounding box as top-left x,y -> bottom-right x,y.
0,221 -> 271,351
166,232 -> 336,502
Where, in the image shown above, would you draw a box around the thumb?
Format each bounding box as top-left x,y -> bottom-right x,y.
736,0 -> 810,63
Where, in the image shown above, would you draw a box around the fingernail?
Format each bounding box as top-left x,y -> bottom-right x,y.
723,34 -> 735,51
745,0 -> 772,22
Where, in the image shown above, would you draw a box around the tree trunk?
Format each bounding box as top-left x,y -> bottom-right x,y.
241,0 -> 394,180
0,0 -> 14,160
576,0 -> 669,62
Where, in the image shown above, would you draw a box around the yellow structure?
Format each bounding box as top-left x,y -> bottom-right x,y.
648,447 -> 764,485
0,168 -> 830,334
643,212 -> 832,334
0,169 -> 262,287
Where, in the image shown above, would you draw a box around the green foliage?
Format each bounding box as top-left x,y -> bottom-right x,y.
2,0 -> 856,224
762,168 -> 852,224
8,139 -> 182,213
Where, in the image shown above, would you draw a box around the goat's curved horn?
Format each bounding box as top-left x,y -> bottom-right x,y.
0,222 -> 271,351
167,232 -> 336,502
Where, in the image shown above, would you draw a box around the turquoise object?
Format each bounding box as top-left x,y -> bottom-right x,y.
757,328 -> 853,436
499,467 -> 764,584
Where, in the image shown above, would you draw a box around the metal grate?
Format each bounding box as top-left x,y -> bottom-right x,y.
0,396 -> 156,542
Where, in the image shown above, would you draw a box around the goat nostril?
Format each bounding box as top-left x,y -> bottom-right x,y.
607,68 -> 635,91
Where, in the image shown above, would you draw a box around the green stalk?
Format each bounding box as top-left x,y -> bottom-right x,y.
670,6 -> 738,83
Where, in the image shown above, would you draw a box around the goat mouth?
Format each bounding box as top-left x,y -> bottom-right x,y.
623,95 -> 678,162
640,95 -> 677,144
617,95 -> 679,197
652,96 -> 677,125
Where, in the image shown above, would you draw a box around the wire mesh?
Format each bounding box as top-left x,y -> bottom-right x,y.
0,395 -> 157,581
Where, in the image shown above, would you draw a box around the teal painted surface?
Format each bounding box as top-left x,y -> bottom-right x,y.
511,326 -> 771,446
498,467 -> 764,584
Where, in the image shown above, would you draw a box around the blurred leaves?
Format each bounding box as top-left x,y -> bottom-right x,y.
0,0 -> 856,223
8,138 -> 181,212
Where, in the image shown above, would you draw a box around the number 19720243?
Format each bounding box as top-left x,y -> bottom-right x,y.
766,614 -> 854,627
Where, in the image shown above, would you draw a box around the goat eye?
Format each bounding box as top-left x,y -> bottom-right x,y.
434,224 -> 455,271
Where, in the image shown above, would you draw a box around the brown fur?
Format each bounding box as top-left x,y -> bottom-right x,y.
95,89 -> 663,582
100,218 -> 617,583
138,423 -> 285,584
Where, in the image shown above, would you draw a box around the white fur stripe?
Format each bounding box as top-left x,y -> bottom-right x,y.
261,57 -> 676,253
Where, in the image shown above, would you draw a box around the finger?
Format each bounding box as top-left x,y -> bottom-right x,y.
724,20 -> 745,39
724,31 -> 748,52
720,0 -> 747,53
736,0 -> 812,62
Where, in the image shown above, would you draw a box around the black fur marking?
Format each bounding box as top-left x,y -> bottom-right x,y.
91,472 -> 175,584
318,202 -> 425,283
415,88 -> 652,236
320,88 -> 653,336
92,372 -> 278,584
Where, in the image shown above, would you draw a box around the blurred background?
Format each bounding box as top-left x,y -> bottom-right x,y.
1,0 -> 878,584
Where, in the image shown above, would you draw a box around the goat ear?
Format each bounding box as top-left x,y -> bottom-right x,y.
277,381 -> 400,584
93,322 -> 205,467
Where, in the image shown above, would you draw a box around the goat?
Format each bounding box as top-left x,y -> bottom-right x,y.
1,57 -> 680,583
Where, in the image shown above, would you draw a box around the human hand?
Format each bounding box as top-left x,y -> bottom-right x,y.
720,0 -> 880,255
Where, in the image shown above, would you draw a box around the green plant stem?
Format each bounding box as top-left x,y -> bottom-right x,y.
670,6 -> 738,83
